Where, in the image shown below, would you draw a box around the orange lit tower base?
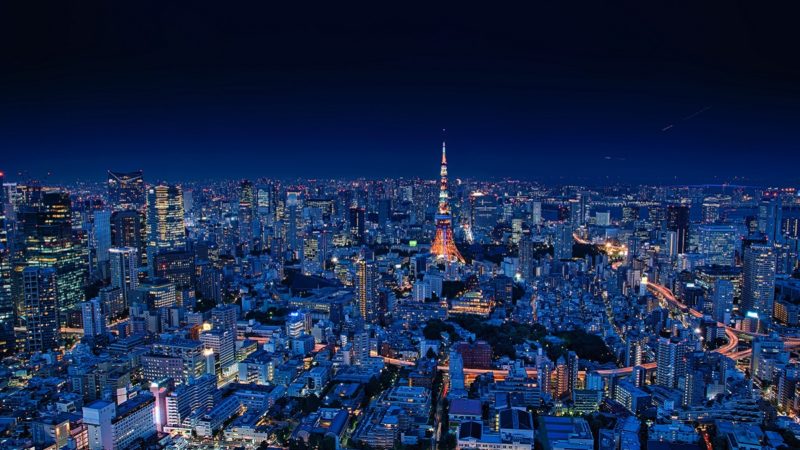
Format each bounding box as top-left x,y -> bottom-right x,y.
430,141 -> 465,264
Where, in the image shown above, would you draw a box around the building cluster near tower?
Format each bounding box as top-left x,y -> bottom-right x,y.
1,143 -> 800,450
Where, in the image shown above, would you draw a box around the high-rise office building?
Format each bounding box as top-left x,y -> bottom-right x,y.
656,338 -> 688,389
758,198 -> 783,244
377,198 -> 391,228
712,279 -> 734,324
697,224 -> 738,266
165,374 -> 218,428
81,298 -> 106,338
239,180 -> 255,249
107,170 -> 145,211
152,250 -> 194,293
352,331 -> 370,366
92,210 -> 112,268
625,332 -> 647,368
142,339 -> 206,385
23,267 -> 60,353
146,184 -> 186,268
470,193 -> 498,233
518,236 -> 536,281
701,197 -> 721,223
200,329 -> 236,374
553,222 -> 573,260
566,351 -> 579,396
99,286 -> 125,321
530,200 -> 542,226
355,259 -> 378,322
84,394 -> 155,450
666,204 -> 690,255
19,189 -> 87,318
133,278 -> 177,310
285,191 -> 301,252
595,211 -> 611,226
111,209 -> 146,266
741,244 -> 776,319
0,171 -> 14,355
349,206 -> 365,245
109,247 -> 138,307
622,205 -> 639,224
568,191 -> 589,229
568,199 -> 581,231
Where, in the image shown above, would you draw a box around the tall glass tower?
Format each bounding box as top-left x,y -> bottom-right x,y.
146,184 -> 186,271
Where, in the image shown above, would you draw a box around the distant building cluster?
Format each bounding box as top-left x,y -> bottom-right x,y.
0,149 -> 799,450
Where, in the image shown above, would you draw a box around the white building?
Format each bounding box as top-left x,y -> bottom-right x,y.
83,393 -> 156,450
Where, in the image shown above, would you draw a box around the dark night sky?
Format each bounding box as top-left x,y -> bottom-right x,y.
1,2 -> 799,184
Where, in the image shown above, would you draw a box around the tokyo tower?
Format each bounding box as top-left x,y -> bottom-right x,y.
430,140 -> 465,263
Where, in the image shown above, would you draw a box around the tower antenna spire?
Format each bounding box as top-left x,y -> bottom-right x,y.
441,128 -> 447,164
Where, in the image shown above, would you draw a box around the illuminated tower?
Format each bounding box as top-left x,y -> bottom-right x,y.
430,141 -> 464,263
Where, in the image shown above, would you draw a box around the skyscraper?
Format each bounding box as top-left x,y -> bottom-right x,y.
111,209 -> 146,266
758,197 -> 783,244
569,192 -> 589,229
566,351 -> 579,396
92,209 -> 112,269
349,206 -> 365,245
0,171 -> 14,355
430,141 -> 464,263
109,247 -> 138,307
530,200 -> 542,226
518,236 -> 536,281
712,279 -> 734,324
19,189 -> 87,318
352,331 -> 370,366
107,170 -> 145,211
656,337 -> 688,389
666,204 -> 690,255
622,205 -> 639,224
741,244 -> 776,319
239,180 -> 255,250
701,197 -> 721,223
355,259 -> 378,322
133,278 -> 176,310
23,267 -> 61,353
553,222 -> 573,260
697,224 -> 738,266
152,250 -> 194,301
146,184 -> 186,269
81,298 -> 106,338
